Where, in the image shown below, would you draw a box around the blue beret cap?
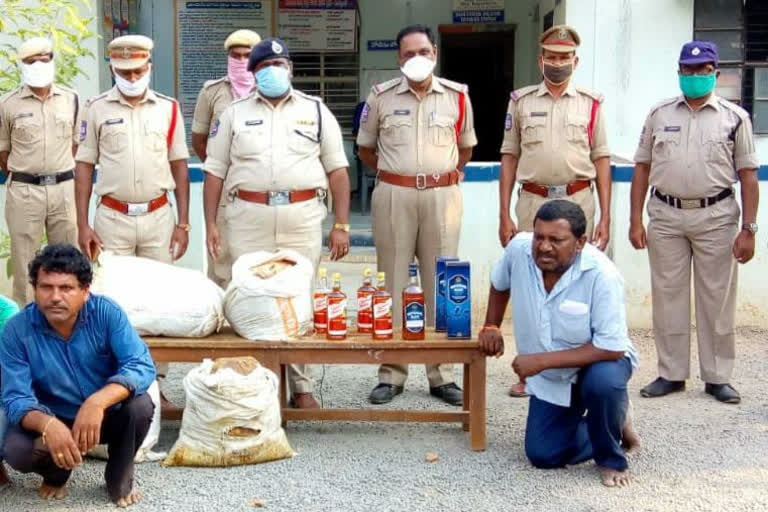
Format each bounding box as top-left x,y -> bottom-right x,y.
679,41 -> 719,67
247,38 -> 291,72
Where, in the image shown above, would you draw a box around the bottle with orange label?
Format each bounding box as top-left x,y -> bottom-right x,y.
313,267 -> 330,334
402,263 -> 425,340
356,268 -> 375,333
372,271 -> 393,340
327,272 -> 347,340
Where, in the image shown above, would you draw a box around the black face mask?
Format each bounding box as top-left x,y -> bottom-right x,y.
543,63 -> 574,85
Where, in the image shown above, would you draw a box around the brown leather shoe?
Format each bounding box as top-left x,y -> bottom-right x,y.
291,393 -> 320,409
160,391 -> 183,420
0,462 -> 10,490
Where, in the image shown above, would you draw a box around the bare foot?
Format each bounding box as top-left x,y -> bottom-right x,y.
621,400 -> 641,455
0,462 -> 10,490
598,466 -> 631,487
508,381 -> 528,398
116,490 -> 142,508
38,482 -> 69,500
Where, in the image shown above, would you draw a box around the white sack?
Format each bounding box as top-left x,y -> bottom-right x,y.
92,253 -> 224,337
224,250 -> 313,341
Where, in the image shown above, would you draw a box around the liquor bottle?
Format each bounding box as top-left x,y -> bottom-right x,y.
313,267 -> 330,334
357,268 -> 375,333
402,263 -> 425,340
327,272 -> 347,340
372,271 -> 393,340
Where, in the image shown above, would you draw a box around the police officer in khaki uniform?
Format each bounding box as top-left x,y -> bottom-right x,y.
630,42 -> 758,405
192,29 -> 261,287
499,25 -> 611,250
499,25 -> 612,398
357,25 -> 477,406
204,38 -> 351,409
74,35 -> 190,415
0,38 -> 80,305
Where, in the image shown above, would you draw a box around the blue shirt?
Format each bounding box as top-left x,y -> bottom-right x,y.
491,233 -> 640,407
1,294 -> 156,425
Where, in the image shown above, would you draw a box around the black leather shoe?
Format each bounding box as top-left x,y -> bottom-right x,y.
640,377 -> 685,398
705,383 -> 741,404
369,383 -> 404,404
430,383 -> 463,406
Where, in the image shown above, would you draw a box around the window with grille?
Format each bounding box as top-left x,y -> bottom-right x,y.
291,52 -> 360,139
694,0 -> 768,133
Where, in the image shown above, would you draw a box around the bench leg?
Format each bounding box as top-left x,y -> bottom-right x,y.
468,356 -> 487,451
462,363 -> 470,432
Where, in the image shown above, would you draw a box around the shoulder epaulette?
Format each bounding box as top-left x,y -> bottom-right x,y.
717,96 -> 750,120
294,89 -> 322,103
575,86 -> 604,103
230,93 -> 254,107
202,76 -> 227,89
648,96 -> 680,116
437,77 -> 468,93
509,85 -> 538,102
155,92 -> 179,104
0,87 -> 23,105
371,78 -> 401,95
85,92 -> 109,107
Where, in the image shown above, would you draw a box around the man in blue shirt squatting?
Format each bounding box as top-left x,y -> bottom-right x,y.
478,200 -> 641,487
1,244 -> 155,507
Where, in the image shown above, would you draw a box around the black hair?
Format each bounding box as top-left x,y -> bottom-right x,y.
396,24 -> 435,50
534,200 -> 587,238
28,244 -> 93,288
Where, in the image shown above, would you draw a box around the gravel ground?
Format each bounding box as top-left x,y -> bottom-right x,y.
3,327 -> 768,512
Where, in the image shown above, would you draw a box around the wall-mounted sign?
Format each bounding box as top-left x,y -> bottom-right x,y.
367,40 -> 397,51
175,0 -> 272,145
278,0 -> 358,52
452,0 -> 504,23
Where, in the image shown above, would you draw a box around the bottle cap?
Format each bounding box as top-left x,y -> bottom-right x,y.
377,271 -> 386,280
409,263 -> 418,275
332,272 -> 341,280
318,267 -> 327,277
363,267 -> 372,277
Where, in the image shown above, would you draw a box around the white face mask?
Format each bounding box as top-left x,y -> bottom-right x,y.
113,66 -> 151,97
21,60 -> 55,88
401,55 -> 436,83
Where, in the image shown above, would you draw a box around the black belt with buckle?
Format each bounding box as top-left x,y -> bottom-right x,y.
11,170 -> 74,186
652,187 -> 732,210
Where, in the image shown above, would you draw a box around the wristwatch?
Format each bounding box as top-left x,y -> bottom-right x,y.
175,223 -> 191,232
333,223 -> 350,232
742,222 -> 758,234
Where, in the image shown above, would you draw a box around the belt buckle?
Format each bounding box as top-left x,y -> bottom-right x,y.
547,185 -> 567,198
679,199 -> 701,209
127,202 -> 149,216
39,175 -> 57,186
268,190 -> 290,206
415,173 -> 427,190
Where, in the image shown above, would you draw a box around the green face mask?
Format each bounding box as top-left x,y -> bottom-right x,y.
678,73 -> 717,99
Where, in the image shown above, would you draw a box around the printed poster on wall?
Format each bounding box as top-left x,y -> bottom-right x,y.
452,0 -> 505,23
277,0 -> 358,52
175,0 -> 272,145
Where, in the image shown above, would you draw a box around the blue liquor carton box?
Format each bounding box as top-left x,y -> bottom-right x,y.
435,257 -> 459,332
446,261 -> 471,339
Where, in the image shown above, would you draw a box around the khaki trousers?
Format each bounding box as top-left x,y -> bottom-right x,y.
646,195 -> 739,384
94,201 -> 175,377
5,179 -> 78,305
224,196 -> 327,394
515,186 -> 596,237
371,181 -> 459,388
206,202 -> 231,288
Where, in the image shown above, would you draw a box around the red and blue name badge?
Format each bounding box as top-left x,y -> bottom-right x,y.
80,121 -> 87,142
210,119 -> 220,137
504,113 -> 512,131
361,103 -> 370,123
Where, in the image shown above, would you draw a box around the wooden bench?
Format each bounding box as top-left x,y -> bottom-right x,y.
145,329 -> 487,451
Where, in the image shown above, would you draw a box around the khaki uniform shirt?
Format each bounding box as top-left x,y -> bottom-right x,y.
356,76 -> 477,175
0,84 -> 80,175
500,81 -> 609,185
76,87 -> 189,203
634,94 -> 758,199
204,88 -> 348,191
191,76 -> 236,135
